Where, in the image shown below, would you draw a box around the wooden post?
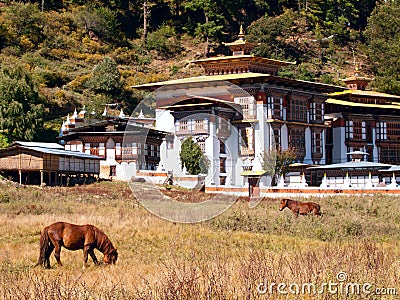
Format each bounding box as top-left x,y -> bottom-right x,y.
40,170 -> 44,187
19,170 -> 22,185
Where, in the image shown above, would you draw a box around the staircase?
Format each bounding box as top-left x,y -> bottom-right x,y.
192,181 -> 205,192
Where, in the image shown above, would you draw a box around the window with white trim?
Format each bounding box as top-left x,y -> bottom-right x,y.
345,121 -> 354,139
376,122 -> 387,140
99,143 -> 105,155
235,96 -> 256,119
312,132 -> 322,154
84,143 -> 90,154
116,143 -> 121,156
267,96 -> 283,118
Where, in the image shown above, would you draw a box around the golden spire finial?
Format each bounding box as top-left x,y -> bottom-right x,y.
238,24 -> 244,40
354,63 -> 359,77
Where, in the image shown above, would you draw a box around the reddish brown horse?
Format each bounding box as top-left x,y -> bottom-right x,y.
279,198 -> 321,216
35,222 -> 118,269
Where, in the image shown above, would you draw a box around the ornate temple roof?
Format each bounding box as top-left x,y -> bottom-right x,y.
329,90 -> 400,100
191,54 -> 294,66
133,73 -> 344,93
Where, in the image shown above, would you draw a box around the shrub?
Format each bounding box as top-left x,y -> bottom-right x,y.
146,25 -> 182,57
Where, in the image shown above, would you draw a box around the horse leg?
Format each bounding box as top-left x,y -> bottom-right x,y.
88,249 -> 99,265
45,243 -> 54,269
54,242 -> 63,266
83,245 -> 97,268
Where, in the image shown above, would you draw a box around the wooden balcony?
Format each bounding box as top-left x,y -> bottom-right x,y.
240,148 -> 255,156
176,128 -> 209,136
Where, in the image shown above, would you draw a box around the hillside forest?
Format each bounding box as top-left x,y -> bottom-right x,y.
0,0 -> 399,144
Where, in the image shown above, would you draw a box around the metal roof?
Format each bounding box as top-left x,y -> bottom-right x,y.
3,143 -> 101,160
159,94 -> 242,110
326,98 -> 400,109
132,73 -> 272,89
240,170 -> 268,176
191,55 -> 295,66
342,76 -> 372,82
328,90 -> 400,100
14,141 -> 64,149
308,161 -> 393,170
133,73 -> 345,94
379,166 -> 400,172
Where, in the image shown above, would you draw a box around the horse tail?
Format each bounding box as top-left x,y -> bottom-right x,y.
34,226 -> 49,267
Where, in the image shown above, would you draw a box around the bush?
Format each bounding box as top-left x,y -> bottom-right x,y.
146,25 -> 182,57
0,133 -> 10,148
0,193 -> 10,203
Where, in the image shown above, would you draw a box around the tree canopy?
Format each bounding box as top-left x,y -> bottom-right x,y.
180,137 -> 205,175
262,147 -> 297,185
364,0 -> 400,95
86,57 -> 124,96
0,62 -> 44,141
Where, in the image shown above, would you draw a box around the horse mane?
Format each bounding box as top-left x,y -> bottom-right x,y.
283,198 -> 297,206
285,198 -> 297,203
91,225 -> 115,255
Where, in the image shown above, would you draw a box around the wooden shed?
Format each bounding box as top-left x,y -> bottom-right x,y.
0,142 -> 101,186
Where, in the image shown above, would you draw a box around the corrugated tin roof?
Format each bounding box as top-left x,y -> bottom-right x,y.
14,141 -> 64,149
23,146 -> 101,159
3,143 -> 101,160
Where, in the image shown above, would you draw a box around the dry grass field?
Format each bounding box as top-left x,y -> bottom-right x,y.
0,179 -> 399,299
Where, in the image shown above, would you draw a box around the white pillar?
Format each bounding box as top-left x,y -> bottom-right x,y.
205,119 -> 219,186
304,127 -> 312,164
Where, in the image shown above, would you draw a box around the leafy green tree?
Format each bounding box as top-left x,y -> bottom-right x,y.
262,147 -> 296,185
75,5 -> 120,42
183,0 -> 224,56
180,136 -> 205,175
0,133 -> 10,148
278,63 -> 316,81
86,57 -> 124,96
1,2 -> 44,50
364,0 -> 400,95
248,9 -> 301,61
0,63 -> 44,141
146,24 -> 181,57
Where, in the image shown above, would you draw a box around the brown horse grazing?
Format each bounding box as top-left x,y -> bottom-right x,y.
279,198 -> 321,216
35,222 -> 118,269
